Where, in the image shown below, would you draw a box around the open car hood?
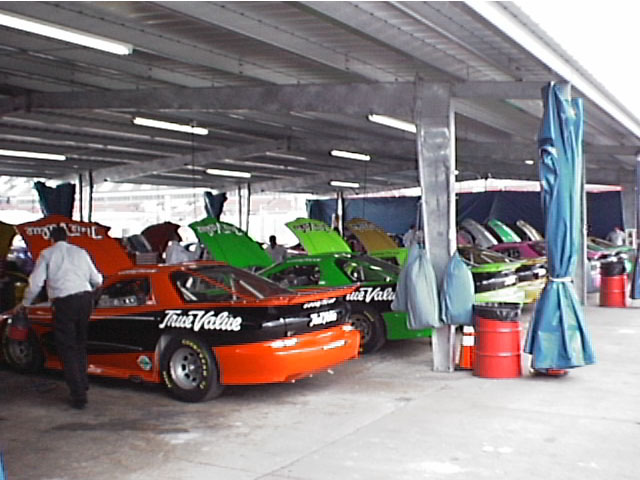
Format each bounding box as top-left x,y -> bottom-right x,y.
286,218 -> 351,255
345,218 -> 399,252
16,215 -> 134,276
0,220 -> 16,261
190,217 -> 273,269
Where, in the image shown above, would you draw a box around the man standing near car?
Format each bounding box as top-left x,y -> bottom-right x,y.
21,225 -> 103,409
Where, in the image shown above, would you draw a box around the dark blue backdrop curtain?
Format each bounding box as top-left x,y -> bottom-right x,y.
34,181 -> 75,217
308,191 -> 622,238
524,82 -> 595,371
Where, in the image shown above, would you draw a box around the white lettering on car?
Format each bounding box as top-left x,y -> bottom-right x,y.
302,297 -> 337,309
159,310 -> 242,332
308,310 -> 339,327
345,286 -> 395,303
24,223 -> 104,240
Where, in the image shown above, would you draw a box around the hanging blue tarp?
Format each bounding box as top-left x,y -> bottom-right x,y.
524,82 -> 595,371
204,191 -> 227,219
391,244 -> 442,329
439,251 -> 475,326
34,181 -> 75,217
631,162 -> 640,299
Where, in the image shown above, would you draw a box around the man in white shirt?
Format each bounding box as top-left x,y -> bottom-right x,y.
22,226 -> 103,409
266,235 -> 287,263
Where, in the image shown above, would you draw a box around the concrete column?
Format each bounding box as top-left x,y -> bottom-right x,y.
414,80 -> 456,372
619,175 -> 636,232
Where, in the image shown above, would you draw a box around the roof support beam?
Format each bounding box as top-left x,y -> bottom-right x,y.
1,81 -> 561,118
60,140 -> 285,184
0,83 -> 416,119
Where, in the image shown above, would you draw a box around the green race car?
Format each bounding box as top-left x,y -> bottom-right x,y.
191,217 -> 431,353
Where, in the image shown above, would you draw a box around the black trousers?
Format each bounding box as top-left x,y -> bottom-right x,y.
53,291 -> 93,401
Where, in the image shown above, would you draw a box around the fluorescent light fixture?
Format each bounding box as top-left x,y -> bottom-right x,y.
0,11 -> 133,55
329,180 -> 360,188
265,151 -> 308,161
0,149 -> 66,161
205,168 -> 251,179
133,117 -> 208,135
525,159 -> 535,165
330,150 -> 371,162
367,114 -> 417,134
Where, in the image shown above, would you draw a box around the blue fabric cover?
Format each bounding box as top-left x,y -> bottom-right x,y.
34,181 -> 75,217
524,83 -> 595,370
439,252 -> 475,326
391,244 -> 442,329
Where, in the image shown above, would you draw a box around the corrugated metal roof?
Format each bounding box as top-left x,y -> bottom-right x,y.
0,1 -> 637,195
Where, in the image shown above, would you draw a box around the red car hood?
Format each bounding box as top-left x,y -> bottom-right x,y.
16,215 -> 134,277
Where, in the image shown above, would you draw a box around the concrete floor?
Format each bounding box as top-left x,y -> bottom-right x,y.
1,293 -> 639,480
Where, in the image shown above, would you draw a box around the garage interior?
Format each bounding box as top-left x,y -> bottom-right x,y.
1,2 -> 640,479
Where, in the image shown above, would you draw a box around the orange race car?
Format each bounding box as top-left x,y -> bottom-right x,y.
0,216 -> 360,402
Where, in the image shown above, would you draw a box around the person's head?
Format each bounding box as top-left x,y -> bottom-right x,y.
269,235 -> 277,246
50,226 -> 67,243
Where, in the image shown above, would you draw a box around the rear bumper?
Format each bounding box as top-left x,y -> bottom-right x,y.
215,325 -> 360,385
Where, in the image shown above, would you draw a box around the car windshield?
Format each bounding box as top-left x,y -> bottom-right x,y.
459,247 -> 516,265
336,255 -> 399,283
530,241 -> 546,256
172,265 -> 292,302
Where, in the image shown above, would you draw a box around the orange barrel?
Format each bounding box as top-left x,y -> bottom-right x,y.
473,304 -> 522,379
599,275 -> 627,307
600,258 -> 628,308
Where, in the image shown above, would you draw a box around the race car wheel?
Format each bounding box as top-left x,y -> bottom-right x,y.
1,328 -> 44,373
349,308 -> 386,354
160,335 -> 224,402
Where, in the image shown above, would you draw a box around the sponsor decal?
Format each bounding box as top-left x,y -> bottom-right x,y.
196,223 -> 244,236
302,297 -> 337,309
309,309 -> 338,327
292,221 -> 331,233
347,222 -> 372,232
137,355 -> 153,371
24,222 -> 104,240
345,286 -> 395,303
159,310 -> 242,332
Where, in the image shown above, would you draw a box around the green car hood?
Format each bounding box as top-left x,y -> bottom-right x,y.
487,219 -> 521,243
190,217 -> 273,269
286,218 -> 351,254
370,248 -> 409,267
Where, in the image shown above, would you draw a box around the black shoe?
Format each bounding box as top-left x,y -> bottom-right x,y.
70,398 -> 87,410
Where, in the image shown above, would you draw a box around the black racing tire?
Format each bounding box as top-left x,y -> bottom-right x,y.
348,307 -> 386,354
160,335 -> 224,402
2,327 -> 44,373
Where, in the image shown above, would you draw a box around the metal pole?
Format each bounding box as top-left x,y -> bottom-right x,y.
88,171 -> 93,222
78,173 -> 83,221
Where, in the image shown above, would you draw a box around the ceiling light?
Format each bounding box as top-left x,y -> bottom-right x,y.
0,11 -> 133,55
329,180 -> 360,188
330,150 -> 371,162
132,117 -> 208,135
525,159 -> 535,165
0,149 -> 66,161
205,168 -> 251,178
265,151 -> 308,161
367,114 -> 417,134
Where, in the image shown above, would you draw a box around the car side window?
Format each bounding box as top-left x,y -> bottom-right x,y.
172,271 -> 234,303
267,264 -> 321,288
337,259 -> 394,283
96,278 -> 152,308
